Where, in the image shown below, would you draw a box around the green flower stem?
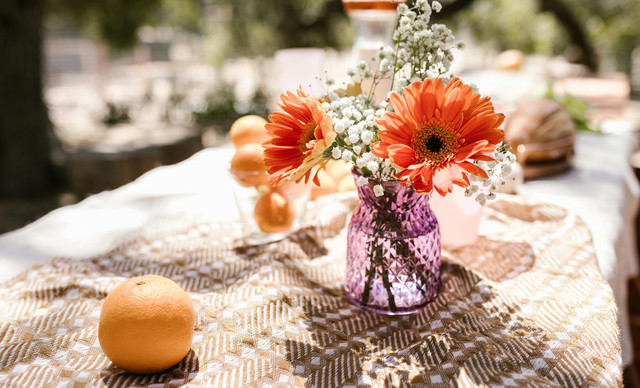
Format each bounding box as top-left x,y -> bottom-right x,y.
360,212 -> 397,313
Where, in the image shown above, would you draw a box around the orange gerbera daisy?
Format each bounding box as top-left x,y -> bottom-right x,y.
372,77 -> 505,196
263,88 -> 336,186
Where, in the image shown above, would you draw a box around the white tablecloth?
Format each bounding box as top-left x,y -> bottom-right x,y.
0,130 -> 638,365
516,131 -> 640,366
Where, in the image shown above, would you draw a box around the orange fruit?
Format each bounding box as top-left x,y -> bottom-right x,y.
324,160 -> 352,182
311,169 -> 338,200
229,115 -> 269,148
230,143 -> 269,187
497,49 -> 525,70
337,174 -> 357,192
98,275 -> 195,374
254,189 -> 296,233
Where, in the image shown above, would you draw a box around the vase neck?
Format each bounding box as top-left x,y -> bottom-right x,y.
353,172 -> 431,213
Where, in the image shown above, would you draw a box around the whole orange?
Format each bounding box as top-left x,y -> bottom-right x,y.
98,275 -> 196,374
324,160 -> 352,182
229,115 -> 269,148
254,189 -> 296,233
337,174 -> 357,192
230,143 -> 269,187
310,168 -> 338,200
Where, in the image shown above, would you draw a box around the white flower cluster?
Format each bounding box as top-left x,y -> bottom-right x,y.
321,94 -> 397,197
464,142 -> 517,205
391,1 -> 459,87
346,0 -> 462,97
316,0 -> 513,204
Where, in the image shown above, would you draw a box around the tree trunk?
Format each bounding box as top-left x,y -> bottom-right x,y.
0,0 -> 56,195
539,0 -> 598,72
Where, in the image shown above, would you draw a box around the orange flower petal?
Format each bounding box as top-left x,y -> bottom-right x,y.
457,161 -> 489,179
387,144 -> 417,169
454,140 -> 489,162
433,167 -> 454,195
263,89 -> 336,185
375,77 -> 504,195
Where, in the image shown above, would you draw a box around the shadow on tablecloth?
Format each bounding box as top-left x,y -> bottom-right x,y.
100,349 -> 199,387
0,195 -> 621,386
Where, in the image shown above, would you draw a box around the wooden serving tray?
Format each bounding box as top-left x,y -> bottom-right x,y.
514,132 -> 575,179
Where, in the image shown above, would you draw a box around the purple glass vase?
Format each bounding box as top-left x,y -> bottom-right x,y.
345,171 -> 441,315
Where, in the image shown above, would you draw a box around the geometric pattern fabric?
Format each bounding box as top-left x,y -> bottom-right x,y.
0,194 -> 621,386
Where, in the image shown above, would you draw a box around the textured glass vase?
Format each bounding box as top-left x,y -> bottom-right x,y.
345,172 -> 441,315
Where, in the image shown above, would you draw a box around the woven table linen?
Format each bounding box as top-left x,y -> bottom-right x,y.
0,194 -> 621,387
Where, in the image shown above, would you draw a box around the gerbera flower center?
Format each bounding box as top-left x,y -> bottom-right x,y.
413,122 -> 457,165
298,121 -> 317,152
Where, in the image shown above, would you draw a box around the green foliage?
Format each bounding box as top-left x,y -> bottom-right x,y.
101,102 -> 131,126
543,80 -> 600,133
46,0 -> 164,50
205,0 -> 352,63
449,0 -> 566,56
47,0 -> 352,59
447,0 -> 640,74
571,0 -> 640,73
46,0 -> 203,50
192,81 -> 240,127
192,80 -> 270,131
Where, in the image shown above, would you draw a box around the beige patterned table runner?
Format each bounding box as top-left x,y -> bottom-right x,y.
0,195 -> 621,387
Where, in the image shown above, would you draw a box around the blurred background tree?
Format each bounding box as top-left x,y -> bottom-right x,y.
0,0 -> 350,196
435,0 -> 640,74
1,0 -> 167,196
205,0 -> 351,65
1,0 -> 639,196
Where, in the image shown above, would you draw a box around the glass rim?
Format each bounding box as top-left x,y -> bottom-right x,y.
341,0 -> 407,12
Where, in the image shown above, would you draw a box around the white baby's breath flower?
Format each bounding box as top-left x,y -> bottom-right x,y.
274,0 -> 514,206
362,152 -> 375,162
475,193 -> 487,206
360,130 -> 374,144
464,184 -> 479,197
378,58 -> 391,73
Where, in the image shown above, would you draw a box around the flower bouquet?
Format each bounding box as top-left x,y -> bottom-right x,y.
262,0 -> 514,314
